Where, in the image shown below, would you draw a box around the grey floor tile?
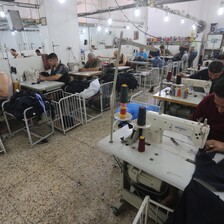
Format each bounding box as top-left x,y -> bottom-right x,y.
0,110 -> 138,224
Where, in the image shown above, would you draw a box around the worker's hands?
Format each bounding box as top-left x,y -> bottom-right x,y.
39,75 -> 46,81
177,72 -> 187,78
204,140 -> 224,153
79,68 -> 87,72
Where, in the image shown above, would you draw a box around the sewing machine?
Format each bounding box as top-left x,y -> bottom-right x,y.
126,111 -> 210,150
24,69 -> 38,82
98,111 -> 210,216
181,78 -> 212,94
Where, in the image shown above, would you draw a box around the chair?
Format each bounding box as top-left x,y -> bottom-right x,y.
80,81 -> 113,124
2,99 -> 54,147
0,137 -> 6,154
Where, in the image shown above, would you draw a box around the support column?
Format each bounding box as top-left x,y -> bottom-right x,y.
38,0 -> 80,64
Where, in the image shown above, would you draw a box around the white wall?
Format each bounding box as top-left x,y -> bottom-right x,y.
0,56 -> 44,80
0,31 -> 42,53
38,0 -> 80,65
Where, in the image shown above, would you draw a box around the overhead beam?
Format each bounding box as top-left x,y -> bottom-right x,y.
77,0 -> 196,17
0,1 -> 39,9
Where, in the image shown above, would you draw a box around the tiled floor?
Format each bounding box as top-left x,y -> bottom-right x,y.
0,111 -> 137,224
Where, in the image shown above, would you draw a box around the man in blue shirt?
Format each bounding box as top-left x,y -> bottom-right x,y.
134,47 -> 148,61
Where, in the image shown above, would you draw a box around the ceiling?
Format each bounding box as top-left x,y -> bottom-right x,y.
0,0 -> 198,31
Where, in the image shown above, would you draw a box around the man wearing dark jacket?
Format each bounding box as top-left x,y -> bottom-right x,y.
179,60 -> 224,93
39,53 -> 70,85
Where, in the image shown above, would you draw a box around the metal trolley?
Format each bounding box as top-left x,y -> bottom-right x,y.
45,90 -> 83,134
132,196 -> 173,224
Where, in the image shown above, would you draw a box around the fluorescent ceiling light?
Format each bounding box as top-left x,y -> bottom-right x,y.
192,24 -> 196,30
58,0 -> 66,4
108,18 -> 112,25
181,19 -> 185,24
218,7 -> 224,15
164,15 -> 169,22
97,26 -> 101,31
126,25 -> 130,30
0,11 -> 5,18
135,8 -> 140,17
105,28 -> 109,33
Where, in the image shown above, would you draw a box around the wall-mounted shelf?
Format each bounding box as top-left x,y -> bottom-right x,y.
203,34 -> 224,59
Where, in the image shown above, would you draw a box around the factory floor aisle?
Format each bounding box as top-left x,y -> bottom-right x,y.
0,111 -> 137,224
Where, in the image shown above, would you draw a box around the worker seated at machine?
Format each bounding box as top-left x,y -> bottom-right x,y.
164,79 -> 224,222
39,53 -> 70,85
160,45 -> 172,56
111,50 -> 130,66
178,60 -> 224,93
133,47 -> 148,62
79,53 -> 102,72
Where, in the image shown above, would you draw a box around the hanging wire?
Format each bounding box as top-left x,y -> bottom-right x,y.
114,0 -> 157,38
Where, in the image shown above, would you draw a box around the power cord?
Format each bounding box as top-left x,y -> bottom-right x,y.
114,0 -> 157,38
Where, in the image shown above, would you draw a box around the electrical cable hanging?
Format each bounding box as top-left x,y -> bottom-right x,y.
114,0 -> 157,38
68,48 -> 77,62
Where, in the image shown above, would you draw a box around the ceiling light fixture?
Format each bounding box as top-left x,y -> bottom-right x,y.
58,0 -> 66,4
105,28 -> 109,33
108,7 -> 112,25
164,12 -> 169,22
97,25 -> 101,31
218,1 -> 224,15
134,6 -> 140,17
192,24 -> 196,30
0,11 -> 5,17
108,18 -> 112,25
126,25 -> 130,30
181,18 -> 185,24
0,5 -> 5,17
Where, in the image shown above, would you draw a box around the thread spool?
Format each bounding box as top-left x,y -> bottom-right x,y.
138,136 -> 145,152
176,88 -> 181,97
13,79 -> 20,93
176,75 -> 182,85
137,106 -> 146,126
120,84 -> 128,119
166,71 -> 172,82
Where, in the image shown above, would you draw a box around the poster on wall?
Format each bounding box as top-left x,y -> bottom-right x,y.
134,31 -> 139,40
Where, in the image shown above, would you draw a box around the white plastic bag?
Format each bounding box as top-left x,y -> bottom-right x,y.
80,78 -> 100,99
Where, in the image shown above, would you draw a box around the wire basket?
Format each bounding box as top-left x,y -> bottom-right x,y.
45,89 -> 83,134
132,196 -> 173,224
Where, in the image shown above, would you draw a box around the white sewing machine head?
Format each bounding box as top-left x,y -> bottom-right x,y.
181,78 -> 212,94
126,111 -> 210,149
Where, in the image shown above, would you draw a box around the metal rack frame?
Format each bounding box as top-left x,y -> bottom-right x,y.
44,90 -> 83,134
2,102 -> 54,147
132,195 -> 173,224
